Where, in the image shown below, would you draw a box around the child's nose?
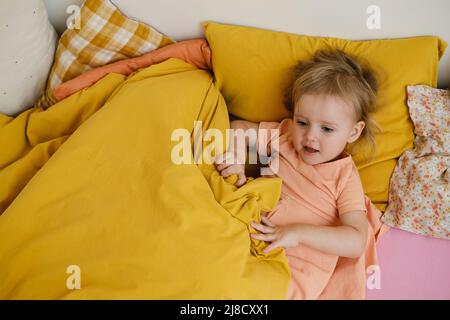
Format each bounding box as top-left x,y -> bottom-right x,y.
306,128 -> 318,142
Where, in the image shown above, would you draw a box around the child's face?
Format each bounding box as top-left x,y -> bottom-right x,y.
291,93 -> 365,165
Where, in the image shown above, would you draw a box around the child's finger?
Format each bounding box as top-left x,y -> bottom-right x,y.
216,162 -> 231,171
250,221 -> 274,234
235,173 -> 247,187
250,233 -> 276,242
213,153 -> 225,164
261,215 -> 275,227
220,166 -> 239,178
264,241 -> 282,253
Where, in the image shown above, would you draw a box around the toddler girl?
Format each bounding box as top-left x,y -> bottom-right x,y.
215,49 -> 382,299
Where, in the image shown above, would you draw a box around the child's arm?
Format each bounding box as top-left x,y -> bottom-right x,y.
215,120 -> 259,186
230,120 -> 259,149
251,211 -> 368,258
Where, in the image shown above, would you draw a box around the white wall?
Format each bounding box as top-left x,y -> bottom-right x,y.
44,0 -> 449,87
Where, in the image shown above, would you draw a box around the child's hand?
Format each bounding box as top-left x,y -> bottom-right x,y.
214,151 -> 247,187
250,214 -> 302,253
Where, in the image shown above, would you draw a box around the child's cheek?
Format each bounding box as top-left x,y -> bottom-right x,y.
291,134 -> 303,153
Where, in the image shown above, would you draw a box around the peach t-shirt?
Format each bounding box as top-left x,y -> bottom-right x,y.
257,118 -> 380,299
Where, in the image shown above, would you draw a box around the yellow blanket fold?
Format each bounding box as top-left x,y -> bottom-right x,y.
0,59 -> 290,299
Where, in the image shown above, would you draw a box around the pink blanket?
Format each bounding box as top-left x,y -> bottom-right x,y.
366,227 -> 450,299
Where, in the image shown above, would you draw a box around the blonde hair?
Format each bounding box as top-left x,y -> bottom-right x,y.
284,49 -> 379,158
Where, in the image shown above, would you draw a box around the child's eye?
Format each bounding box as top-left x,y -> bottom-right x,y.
322,127 -> 334,133
297,121 -> 307,127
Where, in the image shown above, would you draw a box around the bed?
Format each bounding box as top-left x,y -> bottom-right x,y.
0,0 -> 448,299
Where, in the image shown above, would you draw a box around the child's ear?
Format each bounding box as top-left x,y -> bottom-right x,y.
347,121 -> 365,144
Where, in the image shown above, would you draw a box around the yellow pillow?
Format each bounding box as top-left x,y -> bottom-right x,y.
37,0 -> 173,108
203,21 -> 447,210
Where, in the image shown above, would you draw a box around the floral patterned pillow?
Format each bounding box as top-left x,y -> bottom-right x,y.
382,85 -> 449,239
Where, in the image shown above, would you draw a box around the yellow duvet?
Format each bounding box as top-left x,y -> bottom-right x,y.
0,59 -> 290,299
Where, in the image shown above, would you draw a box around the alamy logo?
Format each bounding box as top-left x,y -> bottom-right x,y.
66,5 -> 81,30
366,5 -> 381,30
366,264 -> 381,290
66,265 -> 81,290
171,121 -> 279,175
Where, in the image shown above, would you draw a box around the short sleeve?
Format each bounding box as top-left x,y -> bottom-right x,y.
337,166 -> 367,216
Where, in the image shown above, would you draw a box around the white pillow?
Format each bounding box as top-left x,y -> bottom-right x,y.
0,0 -> 57,116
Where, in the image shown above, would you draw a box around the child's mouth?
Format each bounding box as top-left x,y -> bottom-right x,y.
303,146 -> 319,154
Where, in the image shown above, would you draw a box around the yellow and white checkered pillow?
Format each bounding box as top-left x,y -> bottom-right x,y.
38,0 -> 173,107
